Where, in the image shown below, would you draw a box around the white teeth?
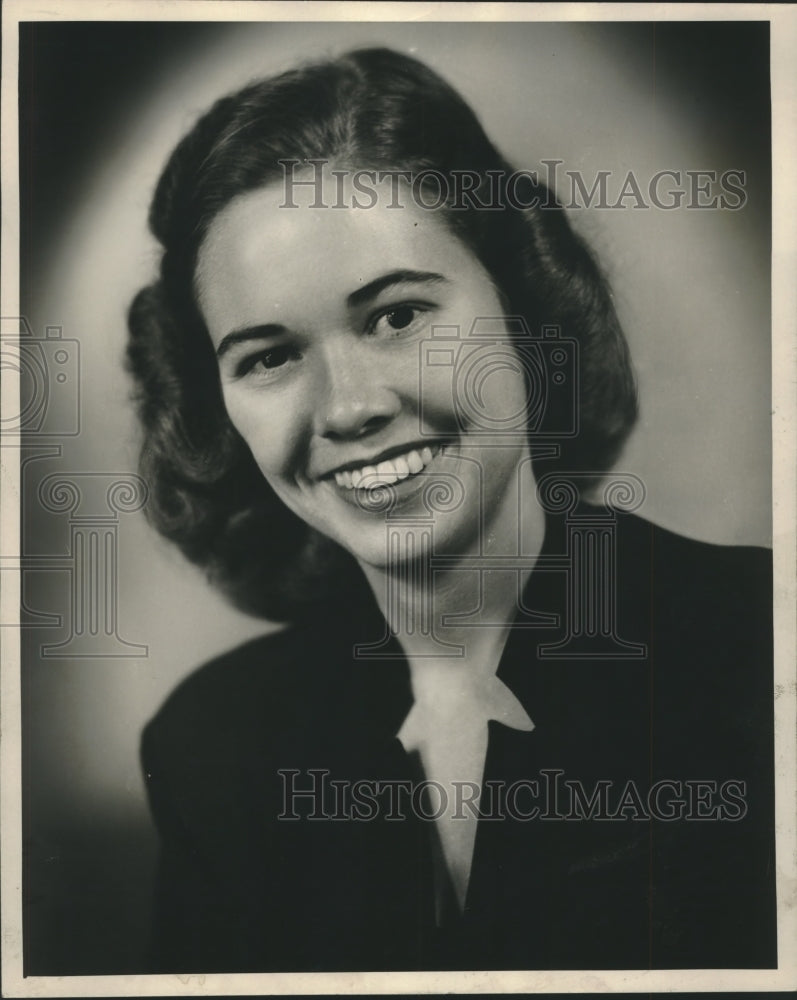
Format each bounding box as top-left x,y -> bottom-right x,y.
333,444 -> 441,490
376,460 -> 397,478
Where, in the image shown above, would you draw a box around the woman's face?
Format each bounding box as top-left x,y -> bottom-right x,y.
196,176 -> 534,569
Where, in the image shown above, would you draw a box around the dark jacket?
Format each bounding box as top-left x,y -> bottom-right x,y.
141,510 -> 776,972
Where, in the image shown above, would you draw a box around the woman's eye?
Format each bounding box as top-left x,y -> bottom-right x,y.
237,345 -> 298,379
370,304 -> 428,338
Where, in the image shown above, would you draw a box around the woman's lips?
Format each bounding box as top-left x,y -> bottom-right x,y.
333,444 -> 442,490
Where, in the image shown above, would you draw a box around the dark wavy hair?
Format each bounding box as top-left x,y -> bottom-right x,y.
126,46 -> 637,622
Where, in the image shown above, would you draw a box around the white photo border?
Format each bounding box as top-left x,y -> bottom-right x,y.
2,2 -> 795,995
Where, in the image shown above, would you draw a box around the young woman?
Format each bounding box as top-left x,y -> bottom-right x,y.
128,47 -> 775,972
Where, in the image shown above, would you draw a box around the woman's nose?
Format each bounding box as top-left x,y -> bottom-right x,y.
313,338 -> 401,439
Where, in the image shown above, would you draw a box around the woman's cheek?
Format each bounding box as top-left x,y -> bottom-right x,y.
223,390 -> 298,479
416,362 -> 461,431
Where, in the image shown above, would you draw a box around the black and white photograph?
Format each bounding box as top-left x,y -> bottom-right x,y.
1,2 -> 795,995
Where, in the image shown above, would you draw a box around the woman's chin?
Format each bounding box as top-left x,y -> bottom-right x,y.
310,444 -> 515,570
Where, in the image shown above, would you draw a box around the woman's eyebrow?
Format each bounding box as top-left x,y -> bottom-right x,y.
347,270 -> 447,309
216,324 -> 284,359
215,271 -> 446,358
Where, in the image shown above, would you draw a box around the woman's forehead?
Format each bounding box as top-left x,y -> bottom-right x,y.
195,178 -> 476,335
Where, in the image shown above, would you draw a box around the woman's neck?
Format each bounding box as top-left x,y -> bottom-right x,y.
359,453 -> 544,665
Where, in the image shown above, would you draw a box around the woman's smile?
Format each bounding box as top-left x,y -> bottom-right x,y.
196,175 -> 534,568
329,442 -> 442,490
